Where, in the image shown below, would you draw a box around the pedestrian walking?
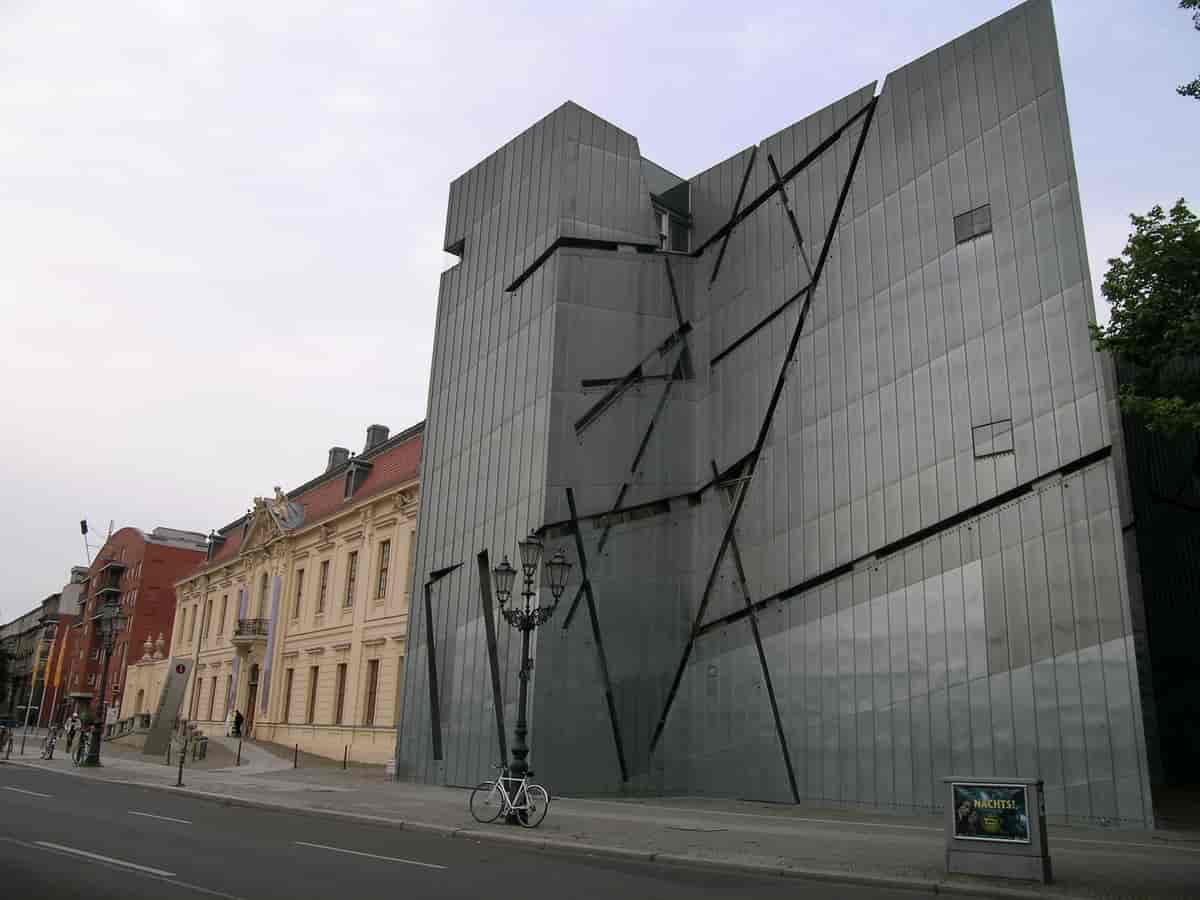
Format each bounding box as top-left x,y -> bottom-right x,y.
65,715 -> 79,752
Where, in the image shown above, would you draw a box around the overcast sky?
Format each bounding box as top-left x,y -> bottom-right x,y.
1,0 -> 1196,623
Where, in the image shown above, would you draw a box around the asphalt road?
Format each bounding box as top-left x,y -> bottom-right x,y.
0,765 -> 918,900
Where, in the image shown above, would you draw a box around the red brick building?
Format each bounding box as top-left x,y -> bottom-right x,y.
60,527 -> 207,724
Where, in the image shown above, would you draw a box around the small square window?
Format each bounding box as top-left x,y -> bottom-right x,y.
972,418 -> 1014,459
954,203 -> 992,244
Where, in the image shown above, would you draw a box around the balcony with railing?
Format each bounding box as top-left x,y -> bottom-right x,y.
231,618 -> 270,650
94,558 -> 126,597
97,557 -> 127,575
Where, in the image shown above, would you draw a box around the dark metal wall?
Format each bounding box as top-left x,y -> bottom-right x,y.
399,0 -> 1157,827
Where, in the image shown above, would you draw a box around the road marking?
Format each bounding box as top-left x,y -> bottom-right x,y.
34,841 -> 177,877
2,786 -> 52,798
295,840 -> 446,869
3,835 -> 248,900
129,810 -> 192,825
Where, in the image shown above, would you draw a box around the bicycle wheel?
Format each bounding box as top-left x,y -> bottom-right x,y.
469,781 -> 505,824
516,784 -> 549,828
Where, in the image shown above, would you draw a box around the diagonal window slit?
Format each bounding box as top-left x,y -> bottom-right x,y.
574,322 -> 692,435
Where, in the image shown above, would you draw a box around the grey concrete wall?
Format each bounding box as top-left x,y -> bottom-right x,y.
400,0 -> 1156,827
399,102 -> 661,787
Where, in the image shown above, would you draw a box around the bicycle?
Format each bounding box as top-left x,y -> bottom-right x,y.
469,763 -> 550,828
40,729 -> 59,760
72,730 -> 92,766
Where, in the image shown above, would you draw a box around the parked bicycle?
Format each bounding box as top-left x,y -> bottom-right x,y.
469,763 -> 549,828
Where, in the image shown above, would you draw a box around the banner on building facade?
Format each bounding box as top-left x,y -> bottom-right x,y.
142,657 -> 192,757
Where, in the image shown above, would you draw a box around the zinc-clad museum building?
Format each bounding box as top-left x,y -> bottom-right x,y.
398,0 -> 1162,828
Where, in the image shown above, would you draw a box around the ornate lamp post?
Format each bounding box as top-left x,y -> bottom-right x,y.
492,535 -> 571,785
82,599 -> 126,767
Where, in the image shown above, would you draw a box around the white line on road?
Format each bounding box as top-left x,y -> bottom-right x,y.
6,836 -> 250,900
34,841 -> 177,877
2,786 -> 52,798
129,810 -> 192,825
295,840 -> 447,869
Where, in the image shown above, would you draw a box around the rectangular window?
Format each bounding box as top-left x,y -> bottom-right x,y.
345,551 -> 358,607
259,573 -> 270,618
208,676 -> 217,721
218,595 -> 228,636
282,668 -> 294,723
306,666 -> 319,724
87,672 -> 96,686
90,647 -> 99,660
190,678 -> 201,720
189,604 -> 197,643
376,541 -> 390,599
363,659 -> 380,726
293,569 -> 305,619
334,663 -> 347,725
953,203 -> 992,244
224,674 -> 232,720
318,561 -> 329,613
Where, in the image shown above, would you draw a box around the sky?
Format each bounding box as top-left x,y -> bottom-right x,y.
1,0 -> 1196,623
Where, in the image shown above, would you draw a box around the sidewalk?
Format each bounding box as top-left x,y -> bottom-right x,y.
4,748 -> 1198,899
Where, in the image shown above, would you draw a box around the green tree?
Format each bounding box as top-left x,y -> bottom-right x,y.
1092,200 -> 1200,434
1180,1 -> 1200,99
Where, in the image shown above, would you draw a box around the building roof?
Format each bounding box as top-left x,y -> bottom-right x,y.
146,527 -> 209,552
196,421 -> 424,574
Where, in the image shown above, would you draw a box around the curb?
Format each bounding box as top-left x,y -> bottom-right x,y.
2,760 -> 1095,900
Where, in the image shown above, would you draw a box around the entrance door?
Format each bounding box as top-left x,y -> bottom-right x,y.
245,664 -> 259,733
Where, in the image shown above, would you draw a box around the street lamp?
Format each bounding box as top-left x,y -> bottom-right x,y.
491,535 -> 571,790
82,600 -> 126,766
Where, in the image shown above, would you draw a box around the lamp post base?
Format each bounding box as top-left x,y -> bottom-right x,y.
81,724 -> 103,766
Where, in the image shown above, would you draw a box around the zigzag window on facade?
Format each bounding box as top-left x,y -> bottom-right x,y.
972,418 -> 1014,459
954,204 -> 992,244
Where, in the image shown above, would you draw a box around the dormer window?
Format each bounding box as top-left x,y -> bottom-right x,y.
343,457 -> 373,500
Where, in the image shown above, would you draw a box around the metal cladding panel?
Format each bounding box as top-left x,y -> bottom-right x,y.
400,0 -> 1155,827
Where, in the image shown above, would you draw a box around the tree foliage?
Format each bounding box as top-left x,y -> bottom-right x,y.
1092,200 -> 1200,433
1181,1 -> 1200,99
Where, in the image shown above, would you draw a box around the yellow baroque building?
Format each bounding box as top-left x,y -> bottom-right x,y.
126,422 -> 423,765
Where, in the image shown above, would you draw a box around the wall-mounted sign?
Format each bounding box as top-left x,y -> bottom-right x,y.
951,783 -> 1031,843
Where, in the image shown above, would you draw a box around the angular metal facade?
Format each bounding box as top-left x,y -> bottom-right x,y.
398,0 -> 1157,828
